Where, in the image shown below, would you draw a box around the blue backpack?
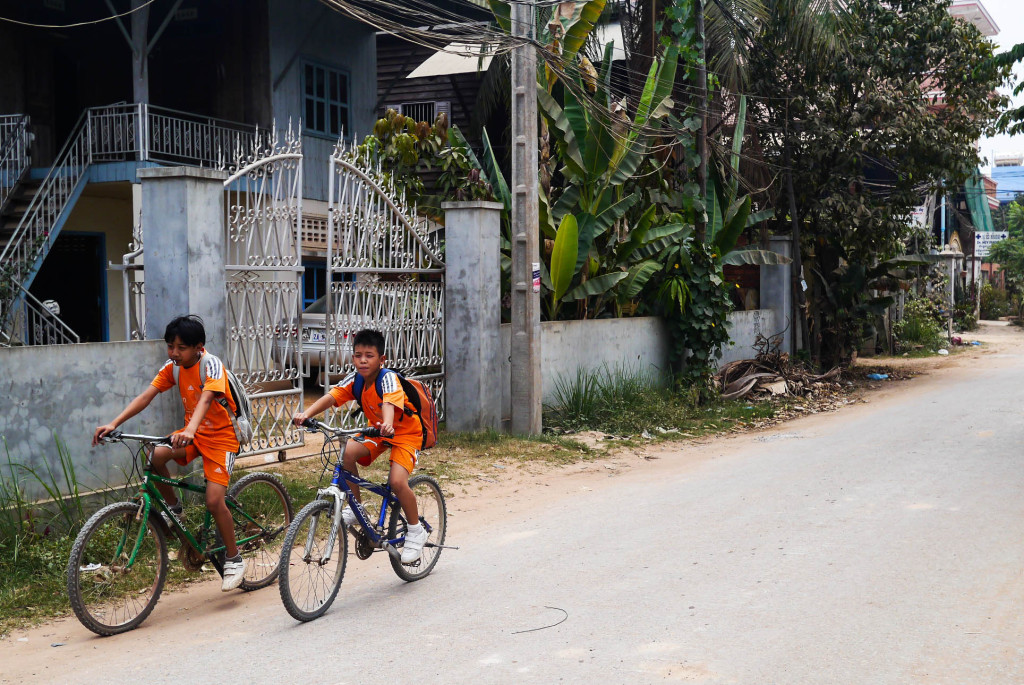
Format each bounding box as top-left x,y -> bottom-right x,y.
352,369 -> 439,450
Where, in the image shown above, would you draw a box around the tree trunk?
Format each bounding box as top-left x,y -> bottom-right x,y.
783,136 -> 809,357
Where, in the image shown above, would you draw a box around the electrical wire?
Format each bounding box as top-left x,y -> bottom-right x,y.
0,0 -> 159,29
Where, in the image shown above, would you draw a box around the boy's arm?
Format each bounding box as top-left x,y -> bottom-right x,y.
172,389 -> 219,448
92,385 -> 161,446
292,393 -> 339,426
377,402 -> 396,437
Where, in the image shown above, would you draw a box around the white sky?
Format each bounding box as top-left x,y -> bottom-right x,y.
975,0 -> 1024,172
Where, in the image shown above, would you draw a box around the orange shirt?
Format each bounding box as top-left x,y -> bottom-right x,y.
329,370 -> 422,445
152,353 -> 239,450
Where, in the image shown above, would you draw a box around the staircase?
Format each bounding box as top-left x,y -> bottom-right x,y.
0,104 -> 260,345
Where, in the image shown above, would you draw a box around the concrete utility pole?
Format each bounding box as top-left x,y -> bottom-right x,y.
510,0 -> 542,435
694,0 -> 708,243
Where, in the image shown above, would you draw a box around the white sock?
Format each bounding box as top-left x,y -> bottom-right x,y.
407,523 -> 423,534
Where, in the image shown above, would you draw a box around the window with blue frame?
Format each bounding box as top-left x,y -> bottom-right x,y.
302,262 -> 357,309
302,261 -> 326,309
302,61 -> 350,138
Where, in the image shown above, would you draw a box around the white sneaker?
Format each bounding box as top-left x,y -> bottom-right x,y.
160,503 -> 183,529
221,555 -> 246,591
401,523 -> 429,564
342,505 -> 358,528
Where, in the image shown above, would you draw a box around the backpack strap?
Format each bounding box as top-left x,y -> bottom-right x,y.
171,353 -> 235,416
351,368 -> 413,418
351,371 -> 366,415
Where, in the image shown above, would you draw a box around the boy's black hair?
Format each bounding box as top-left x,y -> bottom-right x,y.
164,315 -> 206,347
352,329 -> 386,356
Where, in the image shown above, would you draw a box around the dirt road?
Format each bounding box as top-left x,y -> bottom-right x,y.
3,322 -> 1023,684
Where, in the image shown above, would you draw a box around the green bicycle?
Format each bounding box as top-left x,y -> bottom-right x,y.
67,431 -> 293,636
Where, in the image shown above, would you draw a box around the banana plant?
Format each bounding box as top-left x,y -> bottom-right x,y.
705,95 -> 789,266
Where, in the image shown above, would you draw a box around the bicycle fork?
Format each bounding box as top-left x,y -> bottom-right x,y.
310,486 -> 346,562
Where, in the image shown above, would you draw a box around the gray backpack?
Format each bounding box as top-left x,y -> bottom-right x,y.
171,354 -> 254,445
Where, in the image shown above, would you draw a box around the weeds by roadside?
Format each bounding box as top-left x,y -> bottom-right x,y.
544,365 -> 780,437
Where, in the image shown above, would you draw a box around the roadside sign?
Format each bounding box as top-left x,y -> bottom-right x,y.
974,230 -> 1009,257
911,205 -> 928,227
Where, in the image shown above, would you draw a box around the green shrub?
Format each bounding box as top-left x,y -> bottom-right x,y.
894,297 -> 947,352
979,283 -> 1010,320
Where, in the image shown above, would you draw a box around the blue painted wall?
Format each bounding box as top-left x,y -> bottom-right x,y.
268,0 -> 377,201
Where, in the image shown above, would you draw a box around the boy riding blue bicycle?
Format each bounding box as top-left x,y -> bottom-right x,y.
292,328 -> 429,564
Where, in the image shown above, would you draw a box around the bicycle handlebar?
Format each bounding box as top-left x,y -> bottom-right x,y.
300,418 -> 381,439
100,431 -> 173,446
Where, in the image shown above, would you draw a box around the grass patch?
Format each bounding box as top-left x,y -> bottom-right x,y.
544,365 -> 781,438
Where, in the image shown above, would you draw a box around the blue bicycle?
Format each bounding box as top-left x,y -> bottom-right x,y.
278,419 -> 449,621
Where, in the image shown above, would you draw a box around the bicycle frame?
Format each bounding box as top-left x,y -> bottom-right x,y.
117,443 -> 273,569
305,457 -> 435,561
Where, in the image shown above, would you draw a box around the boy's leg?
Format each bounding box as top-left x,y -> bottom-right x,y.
206,482 -> 238,558
388,461 -> 419,524
150,445 -> 188,506
388,447 -> 427,564
342,439 -> 372,503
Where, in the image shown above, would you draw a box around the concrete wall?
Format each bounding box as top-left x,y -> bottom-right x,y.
268,0 -> 377,201
0,341 -> 181,500
500,311 -> 776,420
719,309 -> 778,365
500,318 -> 672,418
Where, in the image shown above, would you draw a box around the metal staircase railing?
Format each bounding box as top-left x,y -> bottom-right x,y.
0,114 -> 31,215
1,280 -> 80,347
0,104 -> 259,344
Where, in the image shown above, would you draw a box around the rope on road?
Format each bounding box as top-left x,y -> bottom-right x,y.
511,606 -> 568,635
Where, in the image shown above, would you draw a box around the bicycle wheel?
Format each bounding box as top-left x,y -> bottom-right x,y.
67,501 -> 169,636
388,474 -> 447,582
226,472 -> 293,590
278,499 -> 347,621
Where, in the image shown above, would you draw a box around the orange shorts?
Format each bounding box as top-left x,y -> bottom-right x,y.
173,439 -> 237,487
356,438 -> 419,475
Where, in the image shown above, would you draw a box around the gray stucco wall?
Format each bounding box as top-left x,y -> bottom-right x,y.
268,0 -> 377,201
500,311 -> 776,420
719,309 -> 778,365
501,318 -> 672,418
0,341 -> 181,500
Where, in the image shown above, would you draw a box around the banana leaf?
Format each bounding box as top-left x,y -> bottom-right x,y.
481,127 -> 511,213
721,249 -> 793,266
564,271 -> 628,301
552,0 -> 607,64
552,186 -> 581,223
713,195 -> 751,256
575,192 -> 639,270
618,260 -> 661,301
488,0 -> 511,31
539,185 -> 558,239
538,87 -> 586,180
551,214 -> 579,302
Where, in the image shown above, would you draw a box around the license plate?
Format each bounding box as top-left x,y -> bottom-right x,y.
309,330 -> 325,343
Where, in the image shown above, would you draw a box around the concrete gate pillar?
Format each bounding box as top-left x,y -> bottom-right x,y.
138,167 -> 229,353
442,201 -> 503,432
760,236 -> 794,355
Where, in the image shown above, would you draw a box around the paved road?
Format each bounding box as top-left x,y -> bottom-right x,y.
4,338 -> 1024,684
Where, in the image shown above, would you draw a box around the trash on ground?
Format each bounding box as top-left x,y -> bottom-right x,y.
714,333 -> 842,401
866,373 -> 889,380
937,349 -> 949,356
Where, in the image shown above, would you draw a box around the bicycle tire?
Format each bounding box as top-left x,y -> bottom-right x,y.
278,499 -> 347,621
66,501 -> 169,636
225,472 -> 294,591
388,474 -> 447,582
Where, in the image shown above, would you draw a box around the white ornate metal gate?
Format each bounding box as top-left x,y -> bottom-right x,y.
224,130 -> 305,456
324,142 -> 445,425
